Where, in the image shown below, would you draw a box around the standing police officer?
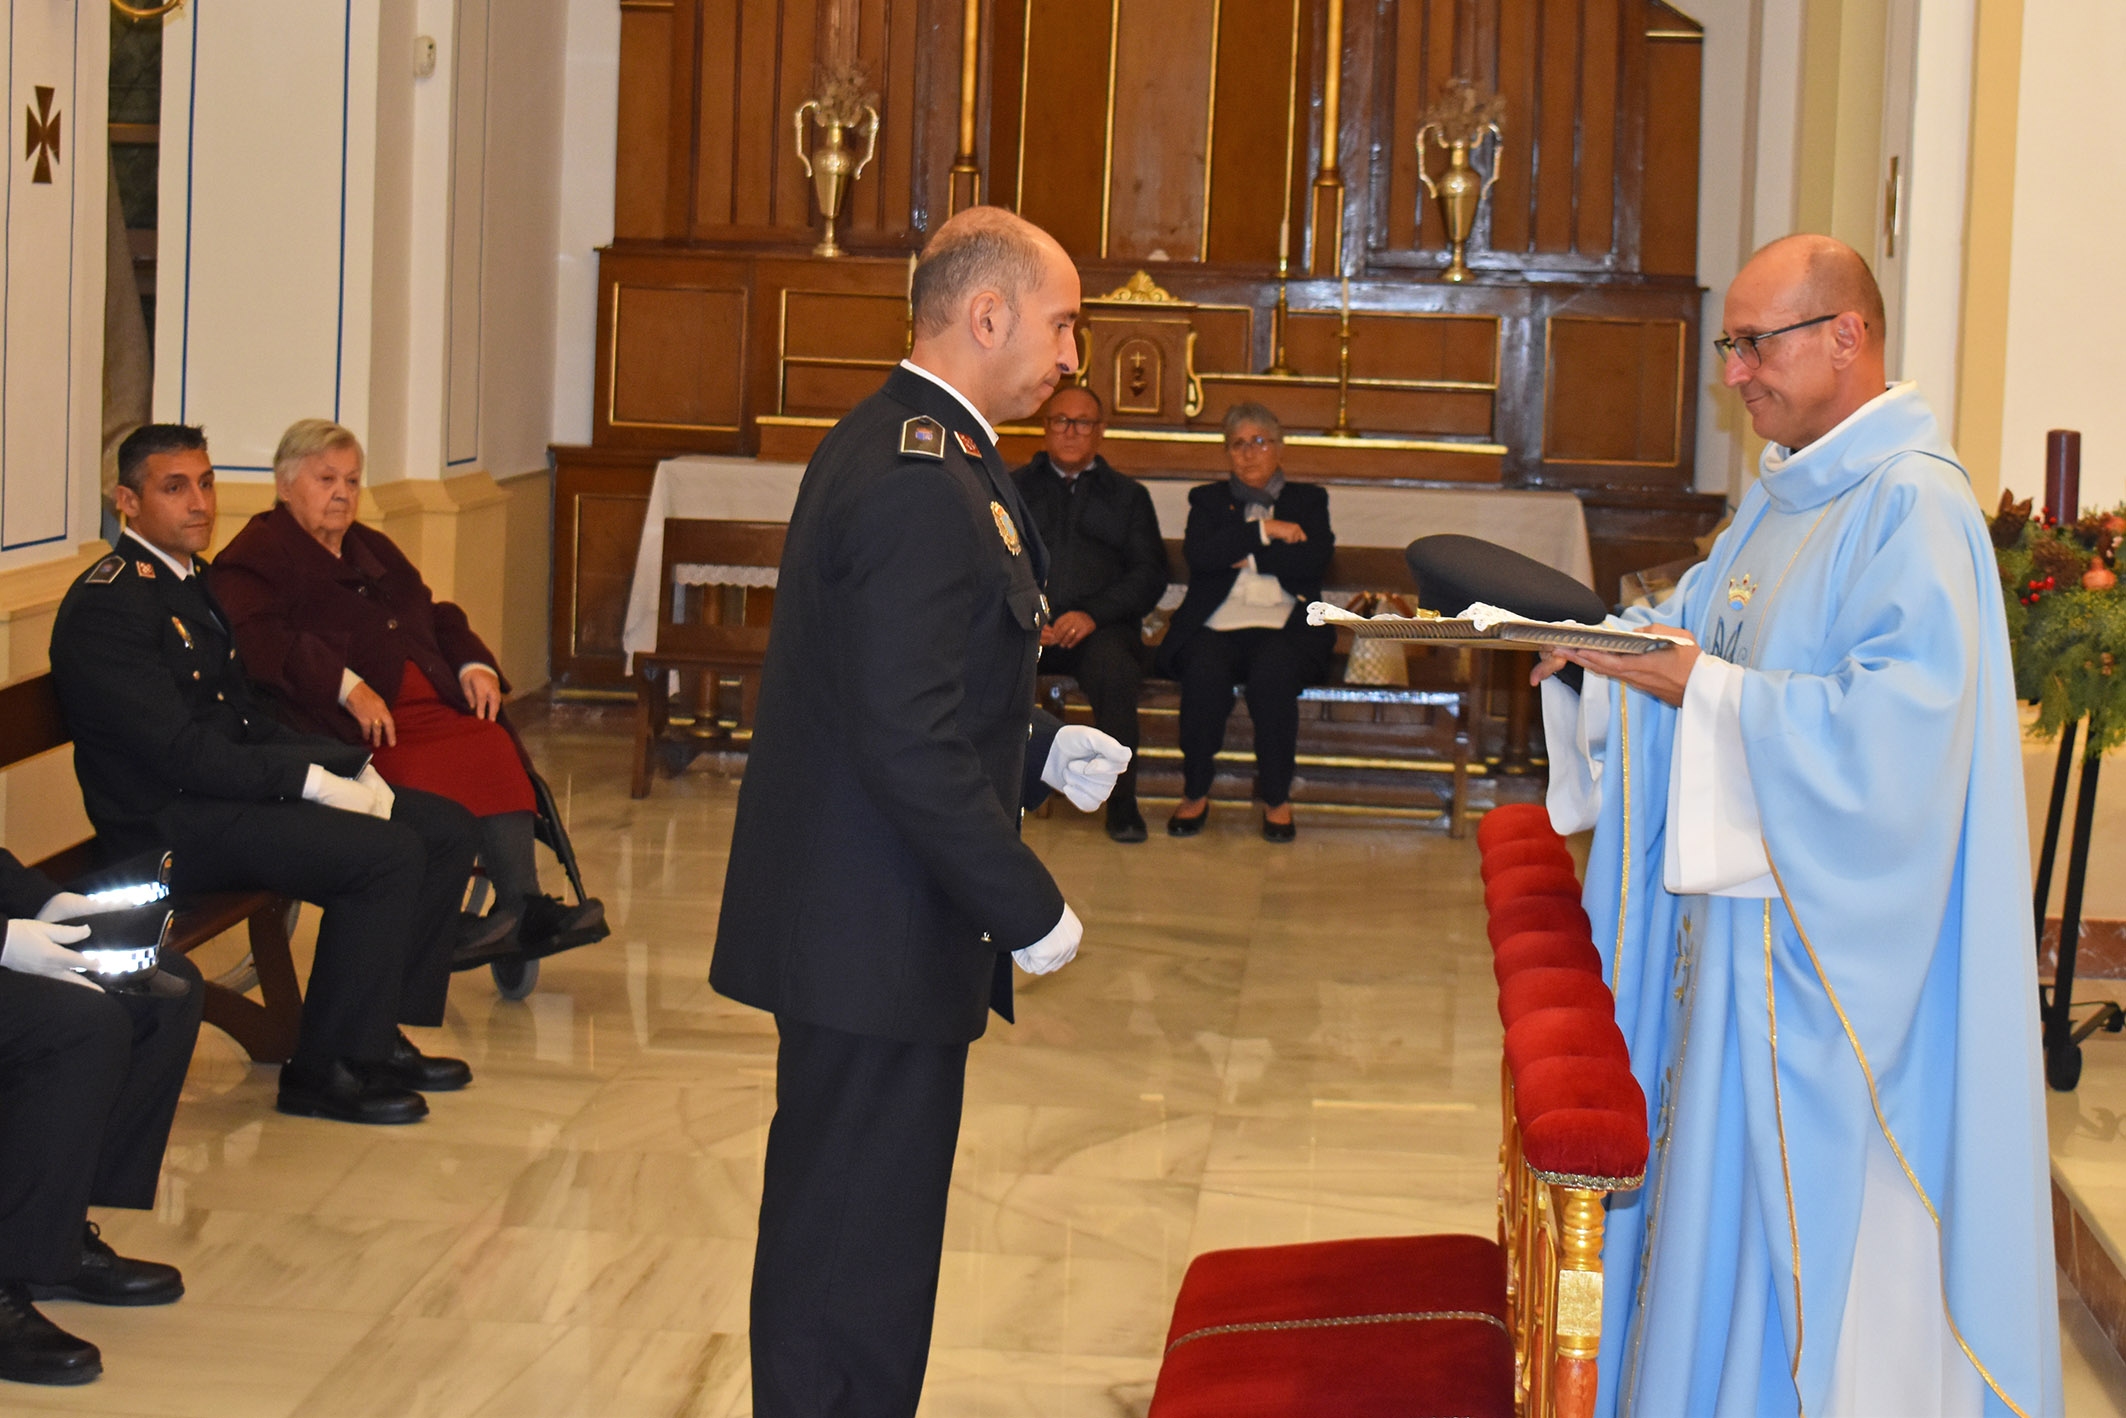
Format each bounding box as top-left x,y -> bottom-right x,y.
49,425 -> 478,1126
712,208 -> 1129,1417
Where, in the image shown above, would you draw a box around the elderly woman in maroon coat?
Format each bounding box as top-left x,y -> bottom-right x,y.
210,419 -> 600,958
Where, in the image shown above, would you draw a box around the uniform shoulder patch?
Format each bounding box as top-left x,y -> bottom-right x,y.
898,416 -> 946,459
86,554 -> 124,585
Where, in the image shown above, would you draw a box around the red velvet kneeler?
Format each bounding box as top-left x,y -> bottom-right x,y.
1149,1234 -> 1515,1418
1487,894 -> 1593,948
1480,836 -> 1574,883
1503,1008 -> 1630,1077
1476,803 -> 1557,852
1492,932 -> 1605,985
1497,967 -> 1616,1029
1483,863 -> 1583,915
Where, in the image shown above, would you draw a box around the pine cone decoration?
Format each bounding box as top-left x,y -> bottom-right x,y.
2032,535 -> 2090,583
1991,489 -> 2032,549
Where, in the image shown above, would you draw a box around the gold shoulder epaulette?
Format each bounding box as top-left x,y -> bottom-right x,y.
899,416 -> 946,459
85,554 -> 125,586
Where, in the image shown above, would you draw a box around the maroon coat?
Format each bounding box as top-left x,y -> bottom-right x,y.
209,504 -> 507,747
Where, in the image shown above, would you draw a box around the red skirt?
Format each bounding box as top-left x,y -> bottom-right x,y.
369,661 -> 535,817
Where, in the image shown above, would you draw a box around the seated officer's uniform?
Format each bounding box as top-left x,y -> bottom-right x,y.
47,533 -> 476,1100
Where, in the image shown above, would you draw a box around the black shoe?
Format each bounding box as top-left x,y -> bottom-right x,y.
452,909 -> 521,970
277,1059 -> 428,1125
1166,802 -> 1210,838
0,1281 -> 100,1385
368,1031 -> 472,1093
1262,811 -> 1297,843
1105,799 -> 1148,843
519,893 -> 607,955
25,1224 -> 181,1308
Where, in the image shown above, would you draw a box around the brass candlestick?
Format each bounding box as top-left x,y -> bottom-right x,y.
1264,259 -> 1296,378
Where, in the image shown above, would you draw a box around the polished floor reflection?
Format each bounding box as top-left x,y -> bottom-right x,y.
14,704 -> 2125,1416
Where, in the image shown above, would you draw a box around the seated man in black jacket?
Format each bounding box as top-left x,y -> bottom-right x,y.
0,850 -> 200,1387
49,425 -> 478,1126
1012,386 -> 1167,840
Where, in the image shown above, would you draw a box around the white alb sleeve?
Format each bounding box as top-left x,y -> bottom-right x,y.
1665,653 -> 1775,897
1541,671 -> 1612,834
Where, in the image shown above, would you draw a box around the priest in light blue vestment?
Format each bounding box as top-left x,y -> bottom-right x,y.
1538,235 -> 2061,1418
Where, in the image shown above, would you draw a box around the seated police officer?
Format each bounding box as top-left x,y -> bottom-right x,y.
1011,385 -> 1167,841
49,425 -> 479,1126
0,850 -> 200,1387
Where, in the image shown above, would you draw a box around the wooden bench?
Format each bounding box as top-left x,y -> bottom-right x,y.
1146,804 -> 1646,1416
1039,541 -> 1476,833
630,519 -> 784,797
0,672 -> 303,1063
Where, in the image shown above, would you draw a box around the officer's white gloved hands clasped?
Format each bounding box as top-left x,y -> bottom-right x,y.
356,764 -> 396,820
1,918 -> 98,989
1013,903 -> 1081,976
35,891 -> 99,923
303,764 -> 393,819
1040,726 -> 1131,812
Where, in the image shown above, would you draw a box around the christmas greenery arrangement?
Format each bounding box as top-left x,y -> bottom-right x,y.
1990,491 -> 2126,756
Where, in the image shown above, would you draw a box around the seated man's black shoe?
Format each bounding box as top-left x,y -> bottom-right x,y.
277,1059 -> 428,1125
1105,798 -> 1148,843
1166,802 -> 1211,838
369,1030 -> 472,1093
519,893 -> 607,955
26,1223 -> 181,1307
0,1281 -> 100,1386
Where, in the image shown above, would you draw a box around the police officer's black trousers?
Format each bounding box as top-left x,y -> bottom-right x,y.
0,954 -> 202,1283
751,1016 -> 969,1418
1038,625 -> 1147,807
165,788 -> 476,1072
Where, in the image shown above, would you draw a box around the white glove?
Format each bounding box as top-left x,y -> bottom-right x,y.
356,764 -> 396,820
1012,903 -> 1081,976
35,891 -> 98,923
1040,725 -> 1132,812
302,763 -> 382,817
2,918 -> 99,989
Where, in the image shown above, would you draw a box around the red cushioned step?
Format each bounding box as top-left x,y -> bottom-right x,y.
1492,932 -> 1604,986
1502,1007 -> 1629,1078
1476,803 -> 1557,852
1479,837 -> 1574,883
1486,894 -> 1593,948
1151,1234 -> 1514,1418
1521,1108 -> 1651,1185
1515,1055 -> 1645,1124
1497,967 -> 1615,1030
1482,864 -> 1582,915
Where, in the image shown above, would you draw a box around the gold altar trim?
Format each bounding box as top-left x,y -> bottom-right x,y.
1645,29 -> 1704,41
1197,372 -> 1497,394
754,415 -> 1509,458
1098,0 -> 1121,256
1765,853 -> 2034,1418
1090,271 -> 1185,305
1198,0 -> 1223,262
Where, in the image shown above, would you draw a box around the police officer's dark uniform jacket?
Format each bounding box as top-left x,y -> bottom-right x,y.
712,365 -> 1063,1046
48,532 -> 476,1070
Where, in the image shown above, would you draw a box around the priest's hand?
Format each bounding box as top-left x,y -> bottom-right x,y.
460,665 -> 504,720
1545,627 -> 1701,707
1013,903 -> 1082,976
346,682 -> 398,747
1041,725 -> 1132,811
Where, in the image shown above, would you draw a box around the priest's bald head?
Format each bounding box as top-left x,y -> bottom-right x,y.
1719,234 -> 1888,451
908,206 -> 1081,424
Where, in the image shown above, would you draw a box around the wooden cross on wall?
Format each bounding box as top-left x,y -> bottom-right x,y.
25,86 -> 61,185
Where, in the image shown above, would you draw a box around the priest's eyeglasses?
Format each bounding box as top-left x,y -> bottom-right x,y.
1713,314 -> 1837,368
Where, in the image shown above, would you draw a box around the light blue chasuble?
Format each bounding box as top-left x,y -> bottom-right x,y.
1561,385 -> 2061,1417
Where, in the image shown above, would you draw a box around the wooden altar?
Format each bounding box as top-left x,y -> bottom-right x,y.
552,0 -> 1726,694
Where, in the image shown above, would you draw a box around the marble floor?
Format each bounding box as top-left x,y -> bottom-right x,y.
15,703 -> 2126,1416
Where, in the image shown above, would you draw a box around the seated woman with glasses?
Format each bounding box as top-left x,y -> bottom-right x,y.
1155,402 -> 1335,841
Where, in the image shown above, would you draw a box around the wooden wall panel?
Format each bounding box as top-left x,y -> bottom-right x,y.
1530,0 -> 1578,253
1543,316 -> 1684,466
1013,0 -> 1113,258
1283,312 -> 1498,384
1575,0 -> 1619,255
1202,0 -> 1305,267
614,1 -> 680,240
1639,10 -> 1702,277
1488,0 -> 1536,254
1106,0 -> 1219,262
608,286 -> 750,432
